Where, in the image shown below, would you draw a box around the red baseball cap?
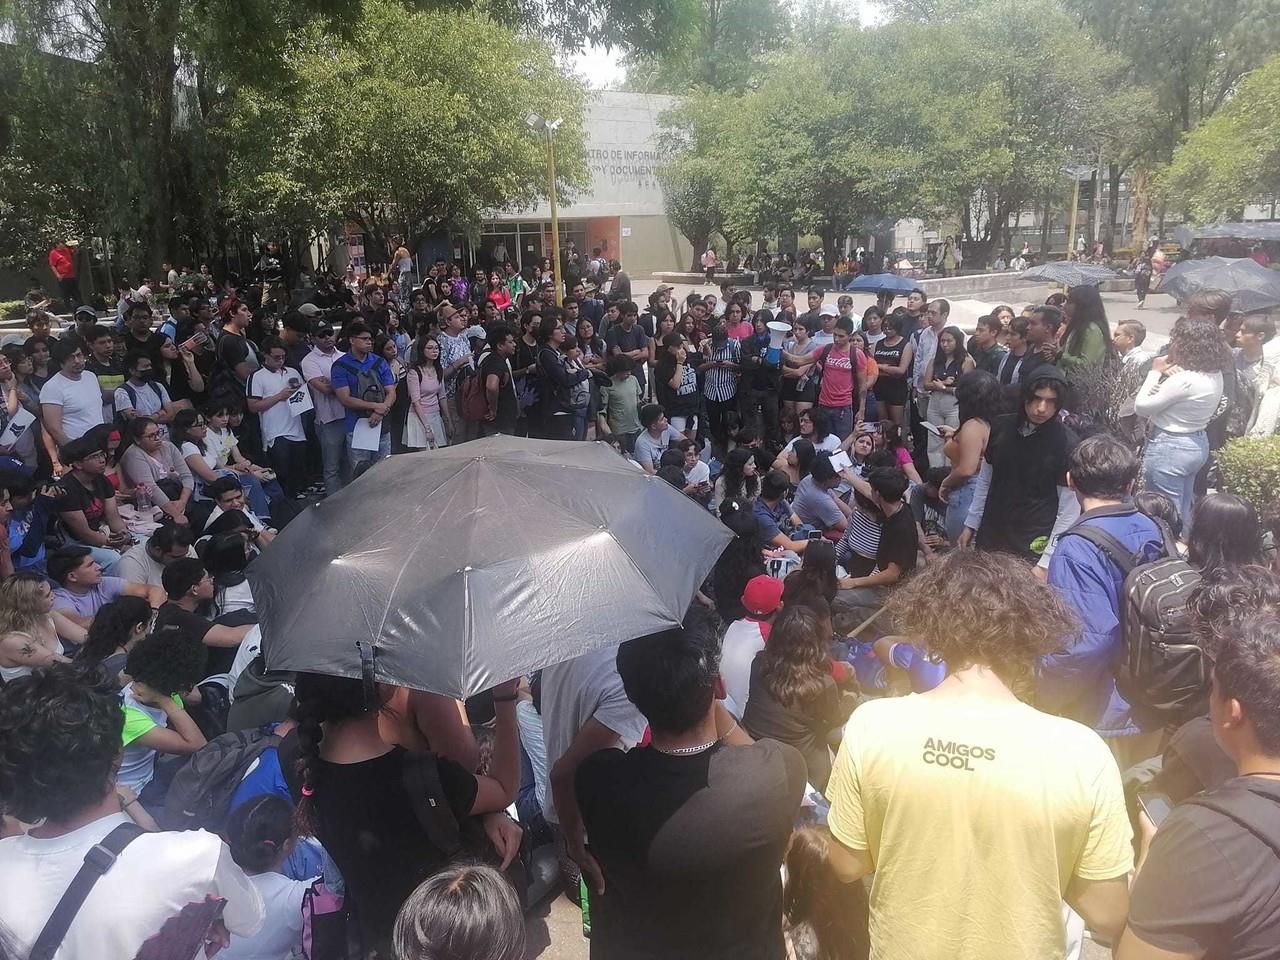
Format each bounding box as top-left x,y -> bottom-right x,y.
741,575 -> 784,617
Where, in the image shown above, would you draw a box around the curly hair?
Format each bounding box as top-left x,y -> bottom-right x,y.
955,370 -> 1003,426
1168,317 -> 1230,372
1188,564 -> 1280,661
0,662 -> 123,823
124,631 -> 208,695
80,596 -> 153,664
757,600 -> 832,708
884,550 -> 1078,694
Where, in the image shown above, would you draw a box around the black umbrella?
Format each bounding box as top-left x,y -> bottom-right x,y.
1161,256 -> 1280,313
248,436 -> 732,699
1019,262 -> 1119,287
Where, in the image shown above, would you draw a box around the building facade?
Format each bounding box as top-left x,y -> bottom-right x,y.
478,91 -> 692,278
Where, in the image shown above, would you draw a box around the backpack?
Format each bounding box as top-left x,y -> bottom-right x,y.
333,356 -> 386,408
118,380 -> 164,416
1060,515 -> 1207,726
160,728 -> 282,832
461,350 -> 492,422
301,879 -> 348,960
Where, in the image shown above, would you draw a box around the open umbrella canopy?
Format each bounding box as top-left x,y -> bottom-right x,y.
845,273 -> 918,294
1018,262 -> 1118,287
1175,222 -> 1280,247
249,436 -> 732,699
1161,256 -> 1280,314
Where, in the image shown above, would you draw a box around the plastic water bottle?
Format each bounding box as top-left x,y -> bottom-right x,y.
134,483 -> 152,511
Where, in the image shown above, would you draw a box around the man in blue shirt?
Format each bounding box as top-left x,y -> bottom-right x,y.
752,469 -> 809,554
1041,434 -> 1165,767
330,321 -> 396,477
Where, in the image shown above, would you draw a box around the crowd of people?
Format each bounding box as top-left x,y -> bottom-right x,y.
0,255 -> 1278,960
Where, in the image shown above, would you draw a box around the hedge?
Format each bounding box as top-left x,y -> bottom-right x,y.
1216,435 -> 1280,518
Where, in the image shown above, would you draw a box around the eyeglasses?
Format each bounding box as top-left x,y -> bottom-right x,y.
141,431 -> 162,440
81,451 -> 107,462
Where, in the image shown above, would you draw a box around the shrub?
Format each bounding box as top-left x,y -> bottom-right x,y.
0,300 -> 24,321
1217,435 -> 1280,517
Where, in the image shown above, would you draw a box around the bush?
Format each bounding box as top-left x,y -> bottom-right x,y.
0,300 -> 24,321
1217,436 -> 1280,518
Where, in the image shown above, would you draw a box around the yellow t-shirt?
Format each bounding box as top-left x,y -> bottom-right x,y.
826,693 -> 1133,960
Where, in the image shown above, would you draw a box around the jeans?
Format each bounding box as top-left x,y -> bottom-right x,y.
346,426 -> 392,478
1142,428 -> 1208,528
316,418 -> 350,496
945,475 -> 978,544
922,392 -> 959,468
704,395 -> 738,455
819,404 -> 853,441
739,385 -> 780,444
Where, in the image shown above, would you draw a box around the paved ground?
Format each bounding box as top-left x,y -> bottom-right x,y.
629,275 -> 1185,351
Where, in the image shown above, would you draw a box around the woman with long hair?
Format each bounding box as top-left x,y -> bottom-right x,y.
405,334 -> 447,450
1136,318 -> 1227,526
173,404 -> 278,515
783,539 -> 838,609
203,531 -> 257,623
0,573 -> 73,682
221,795 -> 312,960
937,371 -> 1002,545
77,595 -> 151,678
924,325 -> 975,468
879,420 -> 922,486
1058,285 -> 1114,374
850,332 -> 880,422
712,447 -> 760,513
290,671 -> 522,956
711,499 -> 768,624
775,407 -> 840,475
776,437 -> 816,490
743,599 -> 858,793
782,315 -> 819,419
783,827 -> 870,960
1187,492 -> 1266,576
486,270 -> 512,312
654,332 -> 701,439
872,313 -> 913,428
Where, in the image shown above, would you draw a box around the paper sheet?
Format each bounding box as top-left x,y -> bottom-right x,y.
350,417 -> 383,451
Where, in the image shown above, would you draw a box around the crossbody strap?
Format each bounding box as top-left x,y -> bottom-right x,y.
30,822 -> 145,960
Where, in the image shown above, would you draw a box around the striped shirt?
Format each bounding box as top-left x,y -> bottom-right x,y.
702,338 -> 741,402
836,509 -> 881,566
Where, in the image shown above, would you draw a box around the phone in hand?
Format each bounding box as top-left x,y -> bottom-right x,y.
920,420 -> 942,437
1137,791 -> 1174,829
807,529 -> 824,542
179,331 -> 208,351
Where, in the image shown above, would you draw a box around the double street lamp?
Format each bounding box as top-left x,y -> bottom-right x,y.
526,113 -> 564,306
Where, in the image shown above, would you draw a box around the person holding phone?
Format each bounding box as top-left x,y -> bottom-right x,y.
923,326 -> 975,468
247,338 -> 310,499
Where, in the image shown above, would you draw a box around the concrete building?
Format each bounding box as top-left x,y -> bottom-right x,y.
477,91 -> 692,278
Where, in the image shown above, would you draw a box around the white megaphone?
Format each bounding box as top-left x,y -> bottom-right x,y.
766,321 -> 790,366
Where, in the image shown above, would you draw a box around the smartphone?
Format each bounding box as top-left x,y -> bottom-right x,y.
807,530 -> 824,542
1137,791 -> 1174,829
863,422 -> 881,434
920,420 -> 942,437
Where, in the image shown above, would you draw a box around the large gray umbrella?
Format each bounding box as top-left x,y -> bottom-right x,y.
248,436 -> 732,699
1161,256 -> 1280,313
1019,262 -> 1119,287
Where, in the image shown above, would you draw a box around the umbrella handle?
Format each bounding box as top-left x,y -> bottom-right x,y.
846,605 -> 887,640
358,641 -> 378,708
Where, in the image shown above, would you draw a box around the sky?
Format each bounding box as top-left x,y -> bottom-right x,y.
563,0 -> 888,89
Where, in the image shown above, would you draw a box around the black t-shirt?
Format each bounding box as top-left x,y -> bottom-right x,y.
978,414 -> 1077,561
120,330 -> 167,368
876,502 -> 918,576
57,472 -> 115,528
303,747 -> 477,953
216,332 -> 257,386
167,348 -> 215,404
873,337 -> 909,404
154,601 -> 235,675
478,351 -> 518,431
605,325 -> 649,388
575,740 -> 806,960
1128,776 -> 1280,960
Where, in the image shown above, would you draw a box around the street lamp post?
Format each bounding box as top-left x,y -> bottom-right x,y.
526,113 -> 564,306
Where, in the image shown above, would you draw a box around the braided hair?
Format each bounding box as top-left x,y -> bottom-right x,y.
291,671 -> 387,833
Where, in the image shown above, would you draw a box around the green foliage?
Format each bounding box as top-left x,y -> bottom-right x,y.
1216,435 -> 1280,516
0,301 -> 26,321
221,0 -> 587,252
1159,54 -> 1280,220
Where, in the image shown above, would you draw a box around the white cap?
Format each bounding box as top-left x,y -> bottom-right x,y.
819,304 -> 839,317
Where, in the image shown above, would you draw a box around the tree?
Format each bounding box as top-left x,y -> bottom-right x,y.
1159,54 -> 1280,222
222,1 -> 589,260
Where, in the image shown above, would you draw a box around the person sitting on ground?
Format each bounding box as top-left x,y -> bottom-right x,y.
1186,491 -> 1266,581
575,615 -> 804,960
755,468 -> 812,554
203,530 -> 257,623
219,795 -> 313,960
153,556 -> 255,675
117,630 -> 209,812
743,598 -> 860,794
632,403 -> 683,475
0,572 -> 79,682
76,594 -> 153,679
55,434 -> 135,572
834,467 -> 915,624
47,545 -> 164,630
720,574 -> 785,719
117,415 -> 194,525
711,500 -> 769,624
782,539 -> 840,611
173,402 -> 281,517
113,349 -> 177,437
393,864 -> 527,960
782,827 -> 870,960
0,664 -> 265,959
1117,610 -> 1280,960
824,550 -> 1132,960
203,475 -> 278,545
793,453 -> 850,537
112,520 -> 196,585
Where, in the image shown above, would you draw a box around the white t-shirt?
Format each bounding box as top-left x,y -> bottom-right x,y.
181,440 -> 220,474
247,366 -> 307,449
114,541 -> 198,586
39,371 -> 106,441
219,871 -> 312,960
781,434 -> 842,457
0,812 -> 264,960
684,459 -> 711,486
720,617 -> 768,720
206,503 -> 267,532
539,647 -> 648,824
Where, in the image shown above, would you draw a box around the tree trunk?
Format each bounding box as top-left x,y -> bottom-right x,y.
1039,189 -> 1053,257
1105,162 -> 1123,253
688,231 -> 708,272
1131,166 -> 1150,249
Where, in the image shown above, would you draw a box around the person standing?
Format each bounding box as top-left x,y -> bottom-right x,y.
479,324 -> 520,437
246,338 -> 309,498
701,323 -> 741,457
330,321 -> 396,476
301,322 -> 350,496
701,246 -> 718,283
824,551 -> 1132,960
605,301 -> 649,397
576,619 -> 804,960
47,239 -> 81,310
806,317 -> 866,440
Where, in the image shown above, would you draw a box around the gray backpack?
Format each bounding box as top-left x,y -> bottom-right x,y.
160,728 -> 281,832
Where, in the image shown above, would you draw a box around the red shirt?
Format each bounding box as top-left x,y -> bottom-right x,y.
817,346 -> 867,407
48,245 -> 76,280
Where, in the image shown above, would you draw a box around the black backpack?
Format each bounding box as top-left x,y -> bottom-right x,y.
1060,515 -> 1206,726
333,357 -> 387,407
160,728 -> 281,832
